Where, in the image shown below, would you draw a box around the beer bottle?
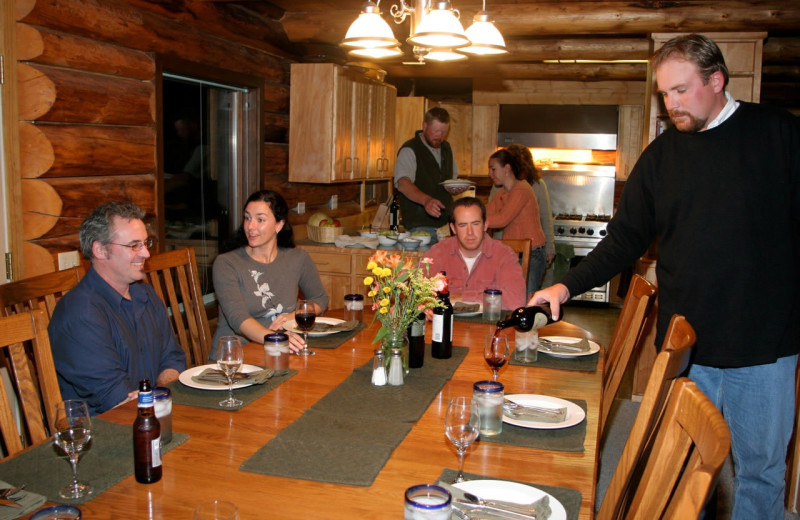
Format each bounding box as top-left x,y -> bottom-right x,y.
133,379 -> 162,484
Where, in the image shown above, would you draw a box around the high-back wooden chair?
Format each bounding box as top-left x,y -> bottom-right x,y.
600,274 -> 657,438
0,310 -> 62,458
500,238 -> 531,285
616,378 -> 730,519
0,265 -> 85,318
144,247 -> 212,367
597,314 -> 696,520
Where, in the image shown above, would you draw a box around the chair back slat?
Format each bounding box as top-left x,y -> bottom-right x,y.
597,314 -> 696,520
144,248 -> 211,367
0,266 -> 85,319
600,274 -> 657,437
499,239 -> 531,286
0,310 -> 62,458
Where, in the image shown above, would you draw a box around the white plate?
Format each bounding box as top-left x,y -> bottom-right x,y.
179,364 -> 263,391
502,394 -> 586,430
452,301 -> 483,317
441,179 -> 476,187
284,316 -> 346,336
454,479 -> 567,520
538,336 -> 601,358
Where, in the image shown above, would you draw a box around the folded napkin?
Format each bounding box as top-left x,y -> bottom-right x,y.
539,338 -> 591,353
0,481 -> 45,520
333,235 -> 379,249
309,320 -> 359,333
437,480 -> 552,519
503,400 -> 568,423
453,302 -> 481,314
191,367 -> 274,386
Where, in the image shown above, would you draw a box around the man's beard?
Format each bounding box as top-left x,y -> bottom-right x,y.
669,110 -> 707,133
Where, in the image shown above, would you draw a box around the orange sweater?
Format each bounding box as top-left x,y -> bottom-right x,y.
486,181 -> 546,249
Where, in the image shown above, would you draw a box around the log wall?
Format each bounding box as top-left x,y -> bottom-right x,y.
13,0 -> 347,276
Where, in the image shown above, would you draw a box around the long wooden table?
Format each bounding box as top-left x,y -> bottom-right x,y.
36,314 -> 604,519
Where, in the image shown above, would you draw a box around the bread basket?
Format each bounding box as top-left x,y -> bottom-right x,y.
307,224 -> 344,243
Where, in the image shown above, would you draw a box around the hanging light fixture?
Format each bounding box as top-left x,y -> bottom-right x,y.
460,0 -> 507,55
406,0 -> 469,49
341,1 -> 401,50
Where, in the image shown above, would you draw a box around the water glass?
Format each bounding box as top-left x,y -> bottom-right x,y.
343,293 -> 364,323
473,380 -> 504,436
193,500 -> 239,520
483,289 -> 502,322
514,328 -> 539,363
153,387 -> 173,445
404,484 -> 452,520
264,332 -> 290,373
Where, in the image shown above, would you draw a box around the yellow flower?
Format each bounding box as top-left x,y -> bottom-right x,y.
379,307 -> 389,314
364,276 -> 373,285
372,267 -> 383,276
366,261 -> 377,270
368,290 -> 377,297
380,298 -> 390,307
382,267 -> 392,277
382,286 -> 391,294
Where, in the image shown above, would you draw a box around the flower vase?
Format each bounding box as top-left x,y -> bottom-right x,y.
382,330 -> 409,376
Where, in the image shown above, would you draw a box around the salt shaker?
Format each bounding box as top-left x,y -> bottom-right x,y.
371,348 -> 387,386
387,348 -> 404,386
343,293 -> 364,323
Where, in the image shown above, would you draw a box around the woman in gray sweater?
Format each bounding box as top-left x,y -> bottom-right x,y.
211,190 -> 329,359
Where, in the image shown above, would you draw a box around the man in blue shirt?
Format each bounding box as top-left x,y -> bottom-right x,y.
49,202 -> 186,415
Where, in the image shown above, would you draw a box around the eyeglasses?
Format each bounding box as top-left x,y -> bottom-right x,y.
107,237 -> 154,252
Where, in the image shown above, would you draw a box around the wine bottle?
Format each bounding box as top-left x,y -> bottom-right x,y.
389,192 -> 400,231
133,379 -> 162,484
431,272 -> 454,359
495,304 -> 561,333
407,312 -> 426,368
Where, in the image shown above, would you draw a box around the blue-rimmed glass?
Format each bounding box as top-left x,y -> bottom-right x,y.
404,484 -> 451,519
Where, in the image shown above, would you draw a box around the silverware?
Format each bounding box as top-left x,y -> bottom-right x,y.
463,492 -> 541,516
453,501 -> 538,519
538,338 -> 589,353
0,485 -> 24,499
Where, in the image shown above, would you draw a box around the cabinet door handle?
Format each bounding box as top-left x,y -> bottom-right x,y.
344,157 -> 352,173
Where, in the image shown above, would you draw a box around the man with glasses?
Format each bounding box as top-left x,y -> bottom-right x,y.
49,202 -> 186,415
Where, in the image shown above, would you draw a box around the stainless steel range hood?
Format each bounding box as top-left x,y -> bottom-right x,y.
497,105 -> 619,150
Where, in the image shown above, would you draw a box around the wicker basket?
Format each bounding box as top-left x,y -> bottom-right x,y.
307,224 -> 344,243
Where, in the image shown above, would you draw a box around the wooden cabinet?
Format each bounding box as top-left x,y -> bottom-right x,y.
395,96 -> 429,154
471,104 -> 500,177
643,32 -> 766,146
289,63 -> 396,183
616,104 -> 645,181
436,101 -> 472,177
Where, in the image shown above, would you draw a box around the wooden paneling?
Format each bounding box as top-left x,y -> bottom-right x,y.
395,96 -> 428,152
435,101 -> 471,178
473,80 -> 647,105
471,104 -> 500,177
616,105 -> 645,181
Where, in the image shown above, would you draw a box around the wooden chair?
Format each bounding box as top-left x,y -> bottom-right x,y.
0,265 -> 85,318
144,247 -> 212,367
616,378 -> 730,519
600,274 -> 657,438
597,314 -> 696,520
500,238 -> 531,286
0,310 -> 62,458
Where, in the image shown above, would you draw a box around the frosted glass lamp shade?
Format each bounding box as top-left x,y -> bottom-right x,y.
407,2 -> 469,49
424,48 -> 469,62
461,13 -> 508,55
349,46 -> 404,59
342,3 -> 400,49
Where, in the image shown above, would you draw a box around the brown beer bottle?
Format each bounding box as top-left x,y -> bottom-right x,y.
133,379 -> 162,483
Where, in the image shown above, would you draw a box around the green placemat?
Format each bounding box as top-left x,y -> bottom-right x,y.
509,351 -> 599,372
315,346 -> 469,422
0,479 -> 45,520
479,399 -> 587,452
168,370 -> 297,410
240,409 -> 412,486
454,310 -> 511,324
0,419 -> 189,505
307,322 -> 367,349
438,469 -> 582,520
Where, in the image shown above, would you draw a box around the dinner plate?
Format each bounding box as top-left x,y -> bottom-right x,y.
454,479 -> 567,520
452,301 -> 482,317
179,364 -> 263,391
502,394 -> 586,430
441,179 -> 476,187
284,316 -> 346,336
538,336 -> 601,358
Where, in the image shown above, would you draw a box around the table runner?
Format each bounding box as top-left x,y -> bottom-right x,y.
509,351 -> 599,372
438,469 -> 582,520
240,346 -> 468,486
0,419 -> 189,505
307,322 -> 366,349
0,479 -> 45,520
478,399 -> 587,452
168,369 -> 297,410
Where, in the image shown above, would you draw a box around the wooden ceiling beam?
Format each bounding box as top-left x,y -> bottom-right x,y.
382,61 -> 647,81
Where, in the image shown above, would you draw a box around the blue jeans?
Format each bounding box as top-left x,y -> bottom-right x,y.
527,246 -> 546,297
688,354 -> 798,520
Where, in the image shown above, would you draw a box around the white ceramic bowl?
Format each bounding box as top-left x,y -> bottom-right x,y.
359,230 -> 378,239
377,235 -> 399,247
411,233 -> 432,246
400,238 -> 421,250
397,231 -> 410,239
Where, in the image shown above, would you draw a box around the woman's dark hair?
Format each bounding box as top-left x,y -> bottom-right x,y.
489,148 -> 525,181
505,143 -> 540,184
224,190 -> 294,252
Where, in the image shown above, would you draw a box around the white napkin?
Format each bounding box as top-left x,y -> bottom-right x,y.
0,480 -> 46,520
333,235 -> 379,249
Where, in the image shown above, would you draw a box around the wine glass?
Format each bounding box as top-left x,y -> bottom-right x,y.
194,500 -> 239,520
53,400 -> 93,499
444,397 -> 481,483
484,334 -> 510,381
294,299 -> 316,356
217,336 -> 244,408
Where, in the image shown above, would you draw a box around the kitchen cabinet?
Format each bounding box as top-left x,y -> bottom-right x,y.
471,104 -> 500,176
643,32 -> 766,146
289,63 -> 396,183
436,101 -> 472,177
395,97 -> 429,156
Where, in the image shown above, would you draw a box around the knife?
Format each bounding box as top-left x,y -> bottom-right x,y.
0,498 -> 21,508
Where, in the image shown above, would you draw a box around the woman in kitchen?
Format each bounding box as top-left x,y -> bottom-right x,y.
485,148 -> 547,297
211,189 -> 329,360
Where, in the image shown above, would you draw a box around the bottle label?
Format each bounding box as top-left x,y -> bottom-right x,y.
151,437 -> 162,467
432,314 -> 444,342
410,319 -> 425,337
138,391 -> 154,407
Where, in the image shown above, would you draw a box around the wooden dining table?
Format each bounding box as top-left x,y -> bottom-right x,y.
24,311 -> 604,519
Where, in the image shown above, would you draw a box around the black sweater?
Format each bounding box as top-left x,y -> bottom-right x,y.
562,102 -> 800,367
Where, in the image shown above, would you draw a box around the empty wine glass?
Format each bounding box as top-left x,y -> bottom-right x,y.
53,400 -> 93,499
294,299 -> 316,356
194,500 -> 239,520
444,397 -> 481,484
484,334 -> 510,381
217,336 -> 244,408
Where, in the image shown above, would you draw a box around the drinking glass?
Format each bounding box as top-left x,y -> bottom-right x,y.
294,299 -> 316,356
484,334 -> 510,381
53,400 -> 93,499
217,336 -> 244,408
444,397 -> 481,483
193,500 -> 239,520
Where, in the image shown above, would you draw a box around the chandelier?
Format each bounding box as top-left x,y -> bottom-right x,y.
341,0 -> 507,63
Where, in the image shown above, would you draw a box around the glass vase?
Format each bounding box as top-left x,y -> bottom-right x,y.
382,330 -> 409,376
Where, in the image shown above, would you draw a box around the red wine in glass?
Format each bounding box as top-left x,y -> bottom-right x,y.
295,299 -> 316,356
484,334 -> 509,381
295,313 -> 316,331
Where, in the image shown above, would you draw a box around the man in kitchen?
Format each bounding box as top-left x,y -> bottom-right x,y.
394,107 -> 458,244
427,197 -> 526,310
528,34 -> 799,519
